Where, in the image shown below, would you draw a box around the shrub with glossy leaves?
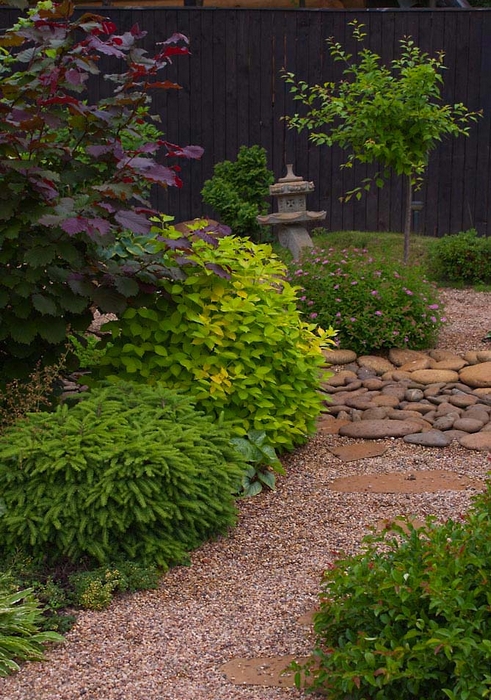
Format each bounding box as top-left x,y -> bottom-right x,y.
289,245 -> 444,354
296,477 -> 491,699
94,227 -> 336,450
0,383 -> 246,568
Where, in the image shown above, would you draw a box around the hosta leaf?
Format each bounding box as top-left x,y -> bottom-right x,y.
0,290 -> 9,309
242,479 -> 262,497
257,469 -> 276,491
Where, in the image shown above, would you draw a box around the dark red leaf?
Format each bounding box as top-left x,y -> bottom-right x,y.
114,209 -> 151,234
205,263 -> 231,279
61,217 -> 87,235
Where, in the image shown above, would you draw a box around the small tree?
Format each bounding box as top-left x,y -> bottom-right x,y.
284,21 -> 480,263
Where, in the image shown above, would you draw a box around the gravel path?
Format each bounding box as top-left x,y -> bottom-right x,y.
0,287 -> 490,700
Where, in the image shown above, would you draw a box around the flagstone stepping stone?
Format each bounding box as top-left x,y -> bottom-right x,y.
219,655 -> 309,688
329,470 -> 484,493
375,515 -> 426,533
339,419 -> 423,439
403,430 -> 451,447
328,442 -> 388,462
316,418 -> 351,434
459,361 -> 491,388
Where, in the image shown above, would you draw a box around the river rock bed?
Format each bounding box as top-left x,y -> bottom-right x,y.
319,347 -> 491,449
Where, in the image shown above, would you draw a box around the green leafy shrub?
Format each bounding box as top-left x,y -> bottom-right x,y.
94,228 -> 336,451
68,334 -> 108,370
201,145 -> 274,241
0,383 -> 246,568
0,575 -> 63,677
288,245 -> 444,354
427,229 -> 491,286
296,478 -> 491,699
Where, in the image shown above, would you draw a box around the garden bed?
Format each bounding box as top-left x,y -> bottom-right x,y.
0,287 -> 489,700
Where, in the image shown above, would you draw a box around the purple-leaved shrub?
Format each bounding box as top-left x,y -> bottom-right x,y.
288,246 -> 445,353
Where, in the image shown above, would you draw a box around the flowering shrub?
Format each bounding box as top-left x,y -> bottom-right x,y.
288,246 -> 445,354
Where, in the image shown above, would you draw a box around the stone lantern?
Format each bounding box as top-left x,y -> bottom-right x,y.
257,164 -> 326,260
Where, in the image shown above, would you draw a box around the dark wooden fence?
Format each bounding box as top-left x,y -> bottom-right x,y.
1,7 -> 490,236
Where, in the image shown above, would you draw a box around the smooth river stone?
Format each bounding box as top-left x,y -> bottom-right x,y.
410,369 -> 460,385
459,362 -> 491,389
339,419 -> 423,439
459,432 -> 491,450
323,348 -> 357,365
403,430 -> 451,447
388,348 -> 428,366
452,418 -> 485,433
357,356 -> 396,375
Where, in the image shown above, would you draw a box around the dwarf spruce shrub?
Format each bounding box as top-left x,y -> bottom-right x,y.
296,479 -> 491,699
289,245 -> 444,354
0,383 -> 246,568
94,229 -> 336,451
427,228 -> 491,286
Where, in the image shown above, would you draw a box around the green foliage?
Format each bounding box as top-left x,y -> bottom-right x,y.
68,333 -> 109,370
0,1 -> 202,383
0,382 -> 246,568
297,478 -> 491,699
284,21 -> 480,262
289,244 -> 444,354
0,574 -> 63,677
94,227 -> 336,451
427,229 -> 491,286
201,145 -> 274,241
230,429 -> 285,496
69,562 -> 159,611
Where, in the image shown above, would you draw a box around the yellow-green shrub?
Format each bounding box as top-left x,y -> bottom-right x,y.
94,229 -> 335,450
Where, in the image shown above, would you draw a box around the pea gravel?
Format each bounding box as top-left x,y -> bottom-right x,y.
0,288 -> 489,700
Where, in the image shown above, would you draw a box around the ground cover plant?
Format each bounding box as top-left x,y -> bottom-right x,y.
92,223 -> 336,451
284,21 -> 480,263
288,241 -> 444,354
0,0 -> 203,383
295,473 -> 491,699
0,382 -> 247,569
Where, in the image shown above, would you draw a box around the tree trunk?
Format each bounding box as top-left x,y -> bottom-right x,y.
403,175 -> 413,265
